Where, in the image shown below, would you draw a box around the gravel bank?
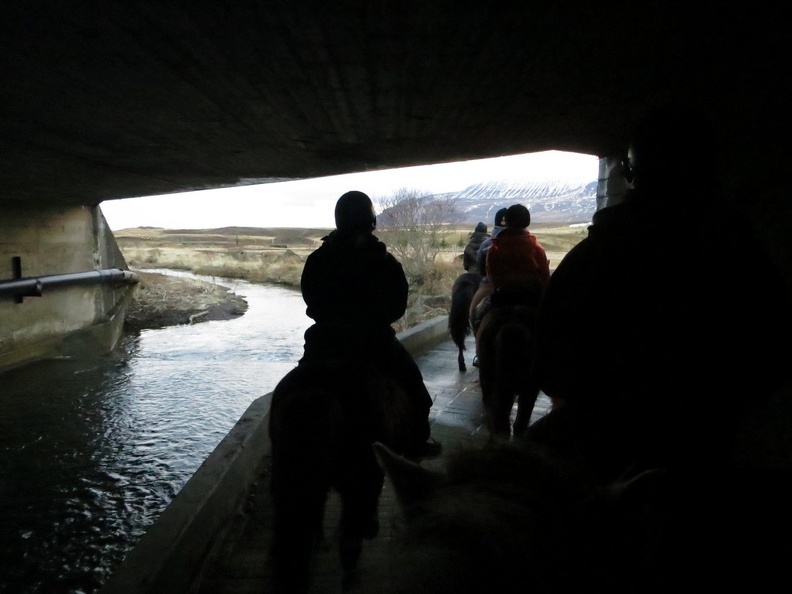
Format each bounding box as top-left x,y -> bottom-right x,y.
124,271 -> 249,332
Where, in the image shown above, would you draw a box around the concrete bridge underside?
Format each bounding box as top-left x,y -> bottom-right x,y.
1,2 -> 791,371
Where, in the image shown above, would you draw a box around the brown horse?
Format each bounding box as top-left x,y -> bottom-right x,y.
372,440 -> 670,594
267,358 -> 426,593
373,440 -> 792,594
448,272 -> 482,372
475,295 -> 541,440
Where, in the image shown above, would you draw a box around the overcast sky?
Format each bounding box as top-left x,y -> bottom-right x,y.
100,150 -> 598,230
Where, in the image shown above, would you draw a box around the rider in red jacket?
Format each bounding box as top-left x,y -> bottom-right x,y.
469,204 -> 549,367
486,204 -> 550,300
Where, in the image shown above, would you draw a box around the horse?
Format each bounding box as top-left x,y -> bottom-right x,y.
372,440 -> 671,594
267,357 -> 427,593
448,272 -> 482,371
474,292 -> 541,440
373,440 -> 792,594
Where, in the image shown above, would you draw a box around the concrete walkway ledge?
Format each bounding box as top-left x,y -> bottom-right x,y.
99,315 -> 449,594
99,393 -> 273,594
398,314 -> 450,356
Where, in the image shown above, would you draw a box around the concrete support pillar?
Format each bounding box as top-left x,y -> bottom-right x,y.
596,155 -> 629,211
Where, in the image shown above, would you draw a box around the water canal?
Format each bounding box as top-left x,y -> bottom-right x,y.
0,271 -> 310,593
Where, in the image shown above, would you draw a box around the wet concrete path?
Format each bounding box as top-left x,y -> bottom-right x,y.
191,336 -> 552,594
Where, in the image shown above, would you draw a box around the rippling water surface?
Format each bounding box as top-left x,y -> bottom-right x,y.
0,272 -> 310,593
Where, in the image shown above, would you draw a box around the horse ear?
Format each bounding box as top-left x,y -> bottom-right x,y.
373,442 -> 443,508
609,468 -> 670,503
606,468 -> 675,568
608,468 -> 674,522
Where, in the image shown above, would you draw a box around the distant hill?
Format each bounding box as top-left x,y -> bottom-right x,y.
115,177 -> 599,235
428,177 -> 598,226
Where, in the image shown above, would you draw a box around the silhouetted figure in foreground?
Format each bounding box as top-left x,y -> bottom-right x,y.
267,191 -> 442,592
528,105 -> 792,481
300,190 -> 441,458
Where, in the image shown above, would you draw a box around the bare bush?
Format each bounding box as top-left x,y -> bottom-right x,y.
375,188 -> 463,280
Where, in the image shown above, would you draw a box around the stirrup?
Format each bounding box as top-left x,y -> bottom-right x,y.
417,437 -> 443,458
406,437 -> 443,459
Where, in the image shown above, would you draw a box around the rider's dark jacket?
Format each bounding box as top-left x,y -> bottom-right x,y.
300,229 -> 408,356
530,189 -> 792,478
462,226 -> 490,274
299,228 -> 433,449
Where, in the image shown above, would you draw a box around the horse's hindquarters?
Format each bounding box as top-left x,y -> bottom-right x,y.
449,273 -> 482,371
268,361 -> 426,591
269,368 -> 346,593
476,305 -> 540,440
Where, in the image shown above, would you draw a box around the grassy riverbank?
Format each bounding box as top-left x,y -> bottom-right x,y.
116,224 -> 588,332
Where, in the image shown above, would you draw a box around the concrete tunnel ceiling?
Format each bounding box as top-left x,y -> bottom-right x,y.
1,1 -> 790,208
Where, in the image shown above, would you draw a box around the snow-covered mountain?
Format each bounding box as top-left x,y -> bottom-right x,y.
431,177 -> 598,226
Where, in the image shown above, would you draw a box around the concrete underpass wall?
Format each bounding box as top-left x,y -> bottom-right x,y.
0,204 -> 134,372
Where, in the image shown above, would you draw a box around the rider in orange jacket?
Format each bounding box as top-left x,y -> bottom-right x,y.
485,204 -> 550,300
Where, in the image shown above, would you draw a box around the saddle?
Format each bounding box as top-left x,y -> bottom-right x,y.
473,287 -> 542,334
489,288 -> 542,308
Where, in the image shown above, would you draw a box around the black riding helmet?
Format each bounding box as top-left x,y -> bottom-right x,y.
335,191 -> 376,233
505,204 -> 530,229
493,207 -> 508,227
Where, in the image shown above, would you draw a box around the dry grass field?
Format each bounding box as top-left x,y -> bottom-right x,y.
114,224 -> 588,332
